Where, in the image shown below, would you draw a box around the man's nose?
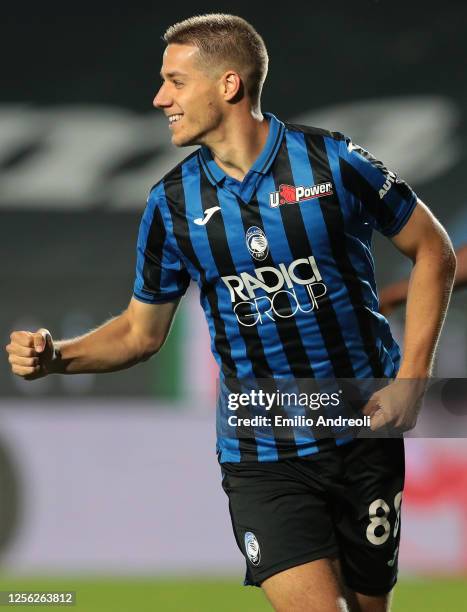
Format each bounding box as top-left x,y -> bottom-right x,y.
153,83 -> 172,108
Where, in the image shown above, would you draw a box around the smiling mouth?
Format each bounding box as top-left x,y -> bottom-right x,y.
168,113 -> 183,127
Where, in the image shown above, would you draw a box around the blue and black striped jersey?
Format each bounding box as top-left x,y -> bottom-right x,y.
133,112 -> 418,462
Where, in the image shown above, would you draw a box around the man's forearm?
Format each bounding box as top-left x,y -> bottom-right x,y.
50,312 -> 151,374
397,247 -> 456,378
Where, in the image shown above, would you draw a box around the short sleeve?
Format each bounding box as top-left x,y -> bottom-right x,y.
338,137 -> 418,237
133,187 -> 191,304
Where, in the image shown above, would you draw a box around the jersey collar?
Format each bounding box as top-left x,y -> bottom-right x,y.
198,112 -> 285,198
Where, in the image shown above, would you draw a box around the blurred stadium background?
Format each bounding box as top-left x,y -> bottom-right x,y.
1,1 -> 466,610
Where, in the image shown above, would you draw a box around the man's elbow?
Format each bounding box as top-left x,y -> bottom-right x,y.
123,303 -> 172,363
140,348 -> 160,363
442,240 -> 457,280
417,231 -> 456,277
139,336 -> 165,362
123,321 -> 166,364
430,239 -> 457,290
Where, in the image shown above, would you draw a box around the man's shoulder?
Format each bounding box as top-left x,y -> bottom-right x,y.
284,120 -> 347,143
147,148 -> 200,202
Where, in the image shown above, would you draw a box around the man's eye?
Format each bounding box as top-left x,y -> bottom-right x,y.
174,81 -> 183,87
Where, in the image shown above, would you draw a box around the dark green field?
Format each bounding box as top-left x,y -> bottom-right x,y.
0,577 -> 465,611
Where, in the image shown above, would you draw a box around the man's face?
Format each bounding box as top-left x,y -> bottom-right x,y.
154,44 -> 223,147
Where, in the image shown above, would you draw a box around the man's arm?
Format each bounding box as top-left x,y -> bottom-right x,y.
6,297 -> 181,380
379,244 -> 467,316
388,199 -> 456,378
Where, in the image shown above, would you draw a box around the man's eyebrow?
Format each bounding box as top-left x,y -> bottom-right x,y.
160,70 -> 188,79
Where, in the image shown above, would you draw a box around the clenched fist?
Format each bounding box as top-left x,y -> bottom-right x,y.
5,329 -> 55,380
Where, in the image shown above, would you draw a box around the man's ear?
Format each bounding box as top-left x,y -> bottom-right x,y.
222,71 -> 242,101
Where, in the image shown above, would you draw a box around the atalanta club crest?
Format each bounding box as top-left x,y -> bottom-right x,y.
246,226 -> 269,261
244,531 -> 261,566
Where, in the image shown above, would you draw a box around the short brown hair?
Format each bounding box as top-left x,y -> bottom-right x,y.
163,14 -> 269,109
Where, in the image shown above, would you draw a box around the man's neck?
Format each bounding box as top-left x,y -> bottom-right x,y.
204,111 -> 270,182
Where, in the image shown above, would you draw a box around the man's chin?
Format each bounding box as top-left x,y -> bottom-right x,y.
171,132 -> 200,148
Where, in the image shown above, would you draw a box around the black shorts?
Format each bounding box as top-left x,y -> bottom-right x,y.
220,438 -> 405,596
